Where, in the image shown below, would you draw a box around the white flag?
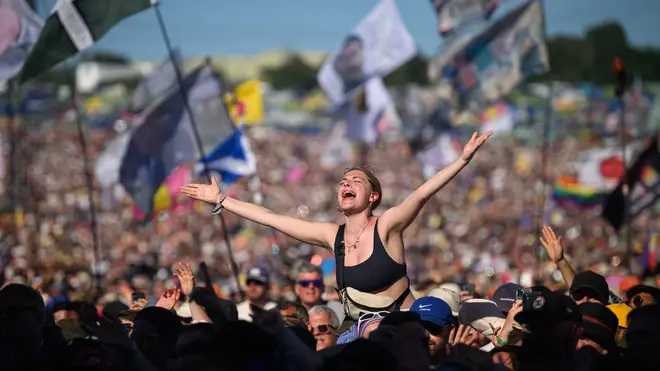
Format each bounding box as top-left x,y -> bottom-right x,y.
0,0 -> 43,82
345,78 -> 392,144
317,0 -> 416,106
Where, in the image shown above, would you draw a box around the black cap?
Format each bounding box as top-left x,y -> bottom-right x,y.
515,291 -> 582,326
570,271 -> 609,305
492,283 -> 523,313
578,302 -> 618,352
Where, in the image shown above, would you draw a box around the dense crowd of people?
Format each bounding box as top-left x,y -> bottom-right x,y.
1,111 -> 660,370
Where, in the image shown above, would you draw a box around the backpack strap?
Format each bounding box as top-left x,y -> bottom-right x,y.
334,224 -> 346,290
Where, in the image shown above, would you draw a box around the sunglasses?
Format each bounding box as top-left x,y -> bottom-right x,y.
357,311 -> 389,336
298,279 -> 323,288
310,324 -> 335,334
571,289 -> 602,302
246,279 -> 266,286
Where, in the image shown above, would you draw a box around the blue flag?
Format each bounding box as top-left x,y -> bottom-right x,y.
196,129 -> 256,186
119,65 -> 228,217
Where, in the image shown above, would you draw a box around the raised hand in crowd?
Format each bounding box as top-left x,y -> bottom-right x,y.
180,176 -> 223,204
173,261 -> 195,296
540,225 -> 576,286
496,300 -> 523,346
155,288 -> 181,311
461,131 -> 494,162
540,225 -> 565,264
448,324 -> 478,348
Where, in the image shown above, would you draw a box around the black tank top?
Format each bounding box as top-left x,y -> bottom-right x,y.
334,219 -> 407,292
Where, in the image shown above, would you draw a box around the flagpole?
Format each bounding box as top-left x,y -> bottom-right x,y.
614,58 -> 632,269
5,80 -> 19,243
152,0 -> 241,292
536,81 -> 554,246
68,74 -> 103,298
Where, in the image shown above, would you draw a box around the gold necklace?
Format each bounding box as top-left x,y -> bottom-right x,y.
343,219 -> 370,252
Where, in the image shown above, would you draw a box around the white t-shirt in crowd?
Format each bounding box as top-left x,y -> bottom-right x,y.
236,300 -> 277,322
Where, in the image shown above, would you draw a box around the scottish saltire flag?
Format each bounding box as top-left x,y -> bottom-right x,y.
119,65 -> 231,219
196,129 -> 256,187
428,0 -> 549,112
431,0 -> 500,37
18,0 -> 151,83
0,0 -> 43,82
317,0 -> 416,106
131,49 -> 182,112
345,77 -> 391,144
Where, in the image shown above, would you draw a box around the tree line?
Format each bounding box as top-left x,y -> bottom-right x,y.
32,22 -> 660,92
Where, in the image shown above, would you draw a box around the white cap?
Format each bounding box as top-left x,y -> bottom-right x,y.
428,287 -> 462,317
439,283 -> 461,294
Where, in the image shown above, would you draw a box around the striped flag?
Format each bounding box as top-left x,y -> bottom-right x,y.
0,0 -> 43,82
18,0 -> 151,83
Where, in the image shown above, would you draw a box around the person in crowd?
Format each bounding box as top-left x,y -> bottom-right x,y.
181,131 -> 492,320
570,270 -> 610,305
625,284 -> 660,308
409,296 -> 455,368
295,263 -> 327,311
576,302 -> 619,355
607,302 -> 632,347
276,300 -> 310,325
237,266 -> 277,322
0,284 -> 47,371
458,298 -> 507,351
308,305 -> 340,351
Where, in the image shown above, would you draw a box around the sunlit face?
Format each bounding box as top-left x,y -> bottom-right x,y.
338,170 -> 378,213
295,272 -> 323,306
308,312 -> 337,351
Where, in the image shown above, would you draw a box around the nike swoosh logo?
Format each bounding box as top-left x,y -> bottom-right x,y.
419,304 -> 432,309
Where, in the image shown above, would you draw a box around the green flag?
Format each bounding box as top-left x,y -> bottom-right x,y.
18,0 -> 151,83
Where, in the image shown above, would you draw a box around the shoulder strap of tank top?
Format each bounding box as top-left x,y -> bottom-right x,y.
334,224 -> 346,290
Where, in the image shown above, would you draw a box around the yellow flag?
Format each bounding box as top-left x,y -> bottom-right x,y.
235,80 -> 264,125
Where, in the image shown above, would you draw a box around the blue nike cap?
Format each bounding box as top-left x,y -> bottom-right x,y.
410,296 -> 454,331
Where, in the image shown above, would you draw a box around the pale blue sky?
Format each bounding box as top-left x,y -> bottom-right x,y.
37,0 -> 660,60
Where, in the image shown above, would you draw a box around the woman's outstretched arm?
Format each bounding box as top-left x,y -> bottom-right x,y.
181,177 -> 336,249
380,131 -> 492,234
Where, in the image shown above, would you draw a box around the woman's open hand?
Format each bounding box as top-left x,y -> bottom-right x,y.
180,176 -> 223,204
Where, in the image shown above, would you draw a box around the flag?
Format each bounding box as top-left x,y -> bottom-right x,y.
131,49 -> 182,112
18,0 -> 151,83
428,0 -> 549,112
552,176 -> 606,210
132,164 -> 194,221
317,0 -> 416,106
479,101 -> 515,134
233,79 -> 264,125
430,0 -> 500,37
408,101 -> 454,153
345,78 -> 391,144
119,65 -> 232,218
639,233 -> 660,272
0,0 -> 43,82
196,129 -> 256,187
602,136 -> 660,231
95,130 -> 131,189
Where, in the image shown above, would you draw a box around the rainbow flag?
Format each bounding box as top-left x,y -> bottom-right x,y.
553,176 -> 605,209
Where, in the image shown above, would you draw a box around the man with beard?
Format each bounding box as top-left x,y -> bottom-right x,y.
409,296 -> 456,368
